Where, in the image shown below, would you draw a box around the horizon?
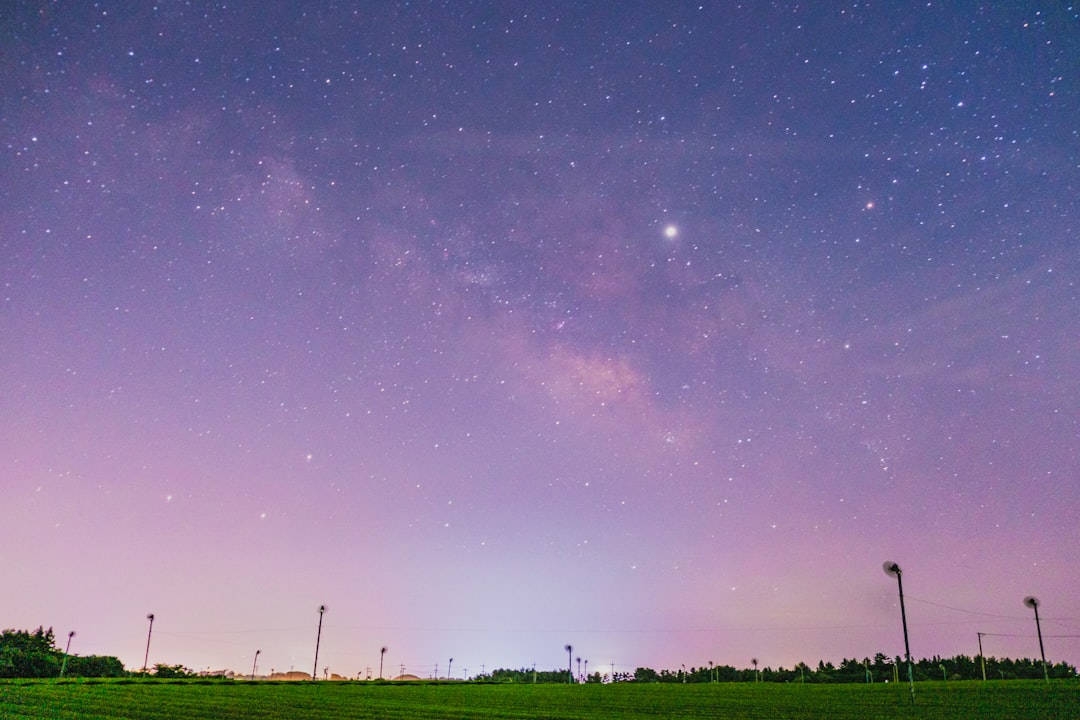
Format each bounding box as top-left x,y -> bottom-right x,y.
17,583 -> 1075,678
14,613 -> 1074,680
2,2 -> 1077,679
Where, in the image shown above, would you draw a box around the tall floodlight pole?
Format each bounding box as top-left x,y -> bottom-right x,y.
1023,597 -> 1048,681
143,614 -> 155,672
59,631 -> 75,678
379,647 -> 387,679
882,562 -> 914,703
564,644 -> 573,684
447,658 -> 453,680
312,605 -> 326,681
251,649 -> 261,681
977,633 -> 986,682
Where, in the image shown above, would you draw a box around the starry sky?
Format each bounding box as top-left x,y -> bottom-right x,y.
2,2 -> 1078,679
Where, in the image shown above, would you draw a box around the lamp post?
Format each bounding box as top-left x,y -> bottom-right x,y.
882,561 -> 914,703
379,647 -> 387,679
447,657 -> 453,680
59,631 -> 75,678
143,614 -> 155,672
1023,597 -> 1048,682
251,649 -> 261,681
312,605 -> 326,681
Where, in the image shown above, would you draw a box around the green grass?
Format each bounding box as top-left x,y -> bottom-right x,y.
1,680 -> 1076,719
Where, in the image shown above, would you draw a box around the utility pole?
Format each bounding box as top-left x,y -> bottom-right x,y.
312,605 -> 326,681
883,562 -> 914,704
977,633 -> 986,682
143,614 -> 155,672
1023,597 -> 1049,682
59,631 -> 75,678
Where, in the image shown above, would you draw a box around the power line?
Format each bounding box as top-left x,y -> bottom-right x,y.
906,595 -> 1027,620
978,632 -> 1080,639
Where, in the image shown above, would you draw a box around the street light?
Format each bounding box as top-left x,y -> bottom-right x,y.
312,605 -> 327,681
882,561 -> 914,703
143,614 -> 155,672
1023,596 -> 1048,681
564,644 -> 573,684
59,631 -> 75,678
251,649 -> 261,681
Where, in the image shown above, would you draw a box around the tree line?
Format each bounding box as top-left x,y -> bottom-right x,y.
0,627 -> 124,679
474,653 -> 1076,684
2,626 -> 1074,682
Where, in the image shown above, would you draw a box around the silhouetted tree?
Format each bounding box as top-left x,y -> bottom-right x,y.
152,663 -> 194,678
65,654 -> 125,678
633,667 -> 660,682
0,628 -> 60,678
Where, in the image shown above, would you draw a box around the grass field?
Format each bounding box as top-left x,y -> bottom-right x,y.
1,679 -> 1076,719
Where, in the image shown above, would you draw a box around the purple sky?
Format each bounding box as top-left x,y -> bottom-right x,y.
2,2 -> 1078,679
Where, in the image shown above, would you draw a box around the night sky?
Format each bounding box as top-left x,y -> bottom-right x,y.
3,2 -> 1078,679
